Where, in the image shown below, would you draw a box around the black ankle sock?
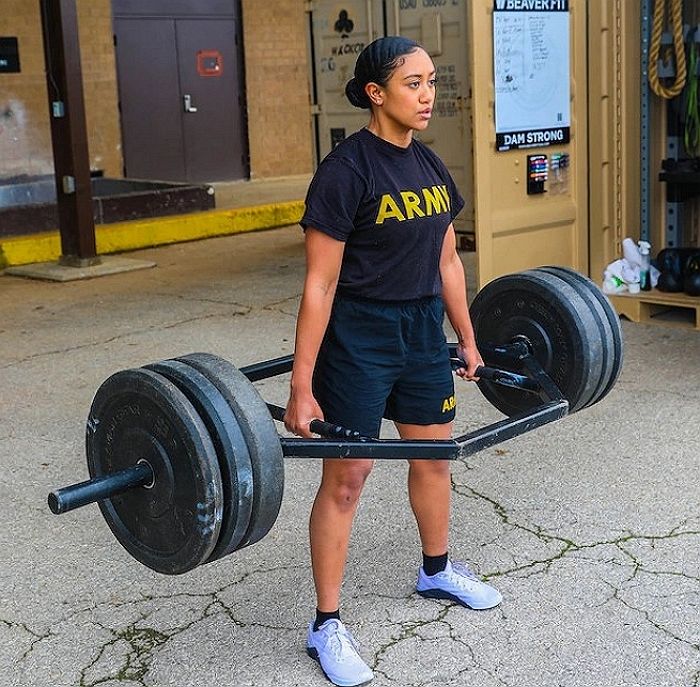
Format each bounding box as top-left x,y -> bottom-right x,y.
423,551 -> 448,576
314,608 -> 341,631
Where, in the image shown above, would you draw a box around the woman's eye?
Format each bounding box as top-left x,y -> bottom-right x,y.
408,82 -> 420,89
429,79 -> 438,87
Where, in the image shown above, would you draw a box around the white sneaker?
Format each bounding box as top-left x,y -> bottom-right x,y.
416,560 -> 502,610
306,619 -> 374,686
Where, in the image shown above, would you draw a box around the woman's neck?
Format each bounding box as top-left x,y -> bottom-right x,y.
366,114 -> 413,148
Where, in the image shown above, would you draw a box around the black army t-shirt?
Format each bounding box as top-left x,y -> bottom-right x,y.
300,128 -> 465,301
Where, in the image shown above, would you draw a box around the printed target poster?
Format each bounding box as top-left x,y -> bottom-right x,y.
493,0 -> 570,151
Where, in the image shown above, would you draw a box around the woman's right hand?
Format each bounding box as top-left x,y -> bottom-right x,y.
284,388 -> 324,438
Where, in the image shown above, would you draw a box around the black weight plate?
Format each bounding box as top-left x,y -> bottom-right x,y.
535,267 -> 615,408
528,268 -> 611,410
177,353 -> 284,549
520,270 -> 605,411
470,271 -> 603,415
86,368 -> 223,575
146,360 -> 254,562
539,265 -> 624,405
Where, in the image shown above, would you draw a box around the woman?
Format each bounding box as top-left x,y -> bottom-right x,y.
285,36 -> 501,687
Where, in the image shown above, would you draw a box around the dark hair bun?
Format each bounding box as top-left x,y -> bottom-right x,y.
345,36 -> 421,110
345,78 -> 371,109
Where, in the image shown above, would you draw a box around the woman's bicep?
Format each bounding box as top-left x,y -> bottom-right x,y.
439,224 -> 461,276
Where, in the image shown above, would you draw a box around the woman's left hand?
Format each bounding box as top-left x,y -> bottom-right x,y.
455,342 -> 484,381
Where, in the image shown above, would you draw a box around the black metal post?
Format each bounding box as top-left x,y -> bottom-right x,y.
39,0 -> 99,266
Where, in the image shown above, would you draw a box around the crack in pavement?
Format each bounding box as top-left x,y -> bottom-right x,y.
14,478 -> 699,685
371,605 -> 455,681
0,310 -> 253,370
452,482 -> 700,580
370,605 -> 512,687
20,564 -> 308,686
603,580 -> 700,652
262,294 -> 300,309
80,623 -> 170,686
450,480 -> 577,579
1,618 -> 53,661
451,482 -> 700,678
561,549 -> 700,588
145,291 -> 253,309
262,296 -> 301,319
613,540 -> 700,584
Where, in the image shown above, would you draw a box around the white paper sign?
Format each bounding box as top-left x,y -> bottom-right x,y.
493,0 -> 570,151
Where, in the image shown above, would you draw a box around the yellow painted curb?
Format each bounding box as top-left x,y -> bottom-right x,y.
0,201 -> 304,269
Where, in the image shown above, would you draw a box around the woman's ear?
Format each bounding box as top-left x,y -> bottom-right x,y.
365,82 -> 383,106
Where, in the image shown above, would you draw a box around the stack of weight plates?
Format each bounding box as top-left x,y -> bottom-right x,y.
86,354 -> 284,574
469,266 -> 623,417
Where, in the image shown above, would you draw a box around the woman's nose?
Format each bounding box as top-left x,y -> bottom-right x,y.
420,86 -> 434,103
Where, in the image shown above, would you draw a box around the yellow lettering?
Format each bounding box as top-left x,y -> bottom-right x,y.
438,185 -> 451,211
422,186 -> 447,215
375,194 -> 406,224
441,395 -> 456,412
400,191 -> 425,220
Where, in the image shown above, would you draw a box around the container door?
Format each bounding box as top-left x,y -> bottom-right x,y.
468,0 -> 589,287
176,18 -> 248,182
309,0 -> 385,162
114,18 -> 187,181
385,0 -> 474,238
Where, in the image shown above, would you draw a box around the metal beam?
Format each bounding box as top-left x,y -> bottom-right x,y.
39,0 -> 99,265
640,0 -> 652,243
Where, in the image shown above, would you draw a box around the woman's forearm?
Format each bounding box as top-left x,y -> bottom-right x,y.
290,228 -> 345,395
440,228 -> 477,349
290,277 -> 337,393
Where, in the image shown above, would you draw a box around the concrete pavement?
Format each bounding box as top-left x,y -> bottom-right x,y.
1,226 -> 699,687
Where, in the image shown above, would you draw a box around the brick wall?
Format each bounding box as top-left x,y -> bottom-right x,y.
0,0 -> 122,180
241,0 -> 314,178
0,0 -> 312,183
76,1 -> 122,178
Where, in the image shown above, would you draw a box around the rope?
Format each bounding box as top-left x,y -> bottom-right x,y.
684,42 -> 700,154
648,0 -> 687,99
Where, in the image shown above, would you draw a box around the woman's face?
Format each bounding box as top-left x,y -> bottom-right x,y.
374,48 -> 436,131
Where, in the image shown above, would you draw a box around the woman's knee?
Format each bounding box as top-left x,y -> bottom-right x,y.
408,458 -> 451,479
320,460 -> 374,507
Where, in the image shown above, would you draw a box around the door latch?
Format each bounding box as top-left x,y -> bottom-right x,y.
183,94 -> 198,113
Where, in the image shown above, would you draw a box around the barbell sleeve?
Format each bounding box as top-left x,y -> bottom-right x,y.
48,462 -> 155,515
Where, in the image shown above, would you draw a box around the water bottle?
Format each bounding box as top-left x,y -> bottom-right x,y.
639,240 -> 652,291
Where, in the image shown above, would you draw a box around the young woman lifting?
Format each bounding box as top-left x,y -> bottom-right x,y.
285,36 -> 502,687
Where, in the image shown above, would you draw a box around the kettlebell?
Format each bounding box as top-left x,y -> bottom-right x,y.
656,248 -> 685,292
684,254 -> 700,297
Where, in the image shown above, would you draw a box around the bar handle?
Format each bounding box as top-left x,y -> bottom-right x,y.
266,403 -> 373,441
449,358 -> 540,393
308,418 -> 372,441
48,462 -> 154,515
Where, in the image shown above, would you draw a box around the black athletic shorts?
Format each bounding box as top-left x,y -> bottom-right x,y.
313,295 -> 456,438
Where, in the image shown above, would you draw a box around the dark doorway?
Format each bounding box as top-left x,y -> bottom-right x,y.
112,1 -> 248,182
